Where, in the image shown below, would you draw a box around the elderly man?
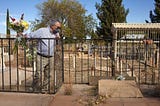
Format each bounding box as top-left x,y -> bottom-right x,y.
28,19 -> 61,93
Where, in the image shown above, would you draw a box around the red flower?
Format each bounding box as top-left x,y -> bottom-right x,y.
10,16 -> 16,22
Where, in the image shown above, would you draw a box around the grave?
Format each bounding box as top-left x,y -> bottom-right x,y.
98,79 -> 143,98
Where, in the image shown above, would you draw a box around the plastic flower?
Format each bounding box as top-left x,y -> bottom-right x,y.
9,13 -> 29,53
9,14 -> 34,61
20,20 -> 29,30
116,75 -> 125,80
9,13 -> 29,33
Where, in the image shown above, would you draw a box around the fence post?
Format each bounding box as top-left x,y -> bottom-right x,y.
61,37 -> 64,82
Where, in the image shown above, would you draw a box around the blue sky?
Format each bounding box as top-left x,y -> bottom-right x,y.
0,0 -> 154,34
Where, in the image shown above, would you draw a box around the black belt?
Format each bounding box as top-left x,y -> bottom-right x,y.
37,53 -> 53,58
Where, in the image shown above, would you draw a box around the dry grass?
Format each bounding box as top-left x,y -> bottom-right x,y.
75,85 -> 108,106
63,83 -> 73,95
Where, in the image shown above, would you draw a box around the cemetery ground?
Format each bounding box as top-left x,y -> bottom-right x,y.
0,53 -> 160,106
1,84 -> 160,106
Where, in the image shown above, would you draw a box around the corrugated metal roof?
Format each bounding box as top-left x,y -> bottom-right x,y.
112,23 -> 160,29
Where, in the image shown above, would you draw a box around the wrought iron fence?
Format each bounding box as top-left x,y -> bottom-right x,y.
0,38 -> 63,94
112,25 -> 160,96
63,38 -> 160,86
0,36 -> 160,94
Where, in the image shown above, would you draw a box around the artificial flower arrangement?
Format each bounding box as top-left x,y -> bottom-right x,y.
9,14 -> 35,61
9,13 -> 29,52
9,13 -> 29,34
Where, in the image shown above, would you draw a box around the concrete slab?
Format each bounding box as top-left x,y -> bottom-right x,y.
0,92 -> 53,106
1,84 -> 160,106
98,79 -> 143,98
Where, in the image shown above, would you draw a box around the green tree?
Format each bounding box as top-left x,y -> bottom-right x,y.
83,14 -> 98,39
96,0 -> 129,76
149,0 -> 160,23
96,0 -> 129,41
145,0 -> 160,41
31,0 -> 97,40
6,8 -> 10,37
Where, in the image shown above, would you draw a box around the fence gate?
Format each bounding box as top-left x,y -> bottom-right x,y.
0,38 -> 63,94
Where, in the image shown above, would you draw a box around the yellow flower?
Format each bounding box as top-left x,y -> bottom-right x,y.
20,20 -> 29,30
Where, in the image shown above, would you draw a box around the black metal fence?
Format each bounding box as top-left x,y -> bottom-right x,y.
0,38 -> 63,94
0,37 -> 160,94
63,38 -> 160,85
63,37 -> 160,97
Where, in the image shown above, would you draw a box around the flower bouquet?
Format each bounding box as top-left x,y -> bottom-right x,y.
9,13 -> 29,52
9,14 -> 36,62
